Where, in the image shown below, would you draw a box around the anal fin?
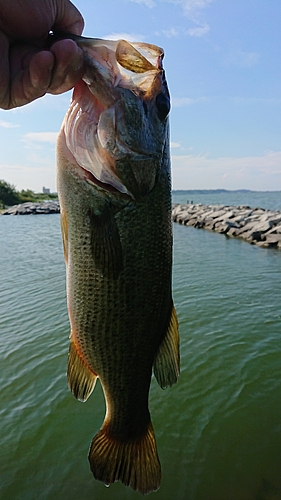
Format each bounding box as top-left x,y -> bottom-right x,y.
153,302 -> 180,389
67,339 -> 97,402
88,421 -> 161,495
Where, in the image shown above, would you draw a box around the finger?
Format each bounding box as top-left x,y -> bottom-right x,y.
8,48 -> 54,109
47,39 -> 84,95
54,0 -> 84,36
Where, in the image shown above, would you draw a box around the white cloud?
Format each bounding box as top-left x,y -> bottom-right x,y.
102,32 -> 146,42
224,49 -> 260,68
0,160 -> 56,192
166,0 -> 213,16
161,27 -> 180,38
167,0 -> 213,36
171,151 -> 281,190
127,0 -> 156,7
22,132 -> 58,145
187,23 -> 210,36
172,96 -> 207,107
171,141 -> 181,148
127,0 -> 212,36
0,120 -> 19,129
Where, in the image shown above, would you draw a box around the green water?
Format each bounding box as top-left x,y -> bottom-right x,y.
1,193 -> 281,500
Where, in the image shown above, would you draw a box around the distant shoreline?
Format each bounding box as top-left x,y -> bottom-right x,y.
172,189 -> 281,194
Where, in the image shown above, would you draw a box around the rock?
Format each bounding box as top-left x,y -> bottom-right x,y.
264,234 -> 281,244
171,203 -> 281,251
1,200 -> 60,215
207,209 -> 227,219
266,225 -> 281,235
227,226 -> 240,237
186,218 -> 197,226
177,210 -> 191,224
249,220 -> 273,233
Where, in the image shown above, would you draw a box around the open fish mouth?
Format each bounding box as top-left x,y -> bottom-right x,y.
61,36 -> 170,199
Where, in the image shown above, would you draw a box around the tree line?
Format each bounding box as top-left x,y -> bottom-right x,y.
0,180 -> 57,208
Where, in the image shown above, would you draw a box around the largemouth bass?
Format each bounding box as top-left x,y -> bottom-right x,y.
56,35 -> 179,495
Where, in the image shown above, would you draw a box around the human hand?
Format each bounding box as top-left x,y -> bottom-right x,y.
0,0 -> 85,109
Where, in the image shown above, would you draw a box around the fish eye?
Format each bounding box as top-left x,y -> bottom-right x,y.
155,92 -> 170,121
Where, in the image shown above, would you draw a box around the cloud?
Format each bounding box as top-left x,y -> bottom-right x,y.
0,160 -> 56,192
157,24 -> 209,39
127,0 -> 156,7
0,120 -> 19,129
165,0 -> 213,17
224,49 -> 260,68
171,141 -> 181,148
22,132 -> 58,145
102,32 -> 146,42
187,23 -> 210,36
171,151 -> 281,190
160,27 -> 180,38
172,96 -> 207,107
167,0 -> 213,36
127,0 -> 212,36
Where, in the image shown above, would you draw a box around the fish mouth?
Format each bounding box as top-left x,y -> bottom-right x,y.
63,37 -> 167,199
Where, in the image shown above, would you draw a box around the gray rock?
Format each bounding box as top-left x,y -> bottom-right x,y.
1,200 -> 60,215
249,220 -> 273,233
171,202 -> 281,250
208,209 -> 227,219
186,218 -> 197,226
264,234 -> 281,244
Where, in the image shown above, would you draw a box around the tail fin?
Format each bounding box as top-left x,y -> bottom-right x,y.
88,421 -> 161,495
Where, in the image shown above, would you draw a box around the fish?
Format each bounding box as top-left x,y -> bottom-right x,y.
56,35 -> 180,495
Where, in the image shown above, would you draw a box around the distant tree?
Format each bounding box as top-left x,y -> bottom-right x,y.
0,181 -> 58,208
19,189 -> 37,203
0,180 -> 20,207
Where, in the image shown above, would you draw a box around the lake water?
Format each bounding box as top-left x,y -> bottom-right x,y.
1,191 -> 281,500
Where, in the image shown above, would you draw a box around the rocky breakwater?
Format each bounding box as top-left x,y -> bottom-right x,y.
1,200 -> 60,215
172,203 -> 281,249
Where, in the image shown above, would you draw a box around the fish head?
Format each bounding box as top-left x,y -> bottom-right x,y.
60,37 -> 170,200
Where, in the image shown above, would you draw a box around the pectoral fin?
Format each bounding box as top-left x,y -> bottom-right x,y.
68,339 -> 97,402
88,206 -> 123,279
153,303 -> 180,389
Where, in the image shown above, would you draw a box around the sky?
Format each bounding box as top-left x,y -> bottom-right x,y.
0,0 -> 280,193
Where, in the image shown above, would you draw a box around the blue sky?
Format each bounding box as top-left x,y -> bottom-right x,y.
0,0 -> 280,192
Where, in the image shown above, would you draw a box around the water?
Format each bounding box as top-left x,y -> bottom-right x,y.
1,191 -> 281,500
